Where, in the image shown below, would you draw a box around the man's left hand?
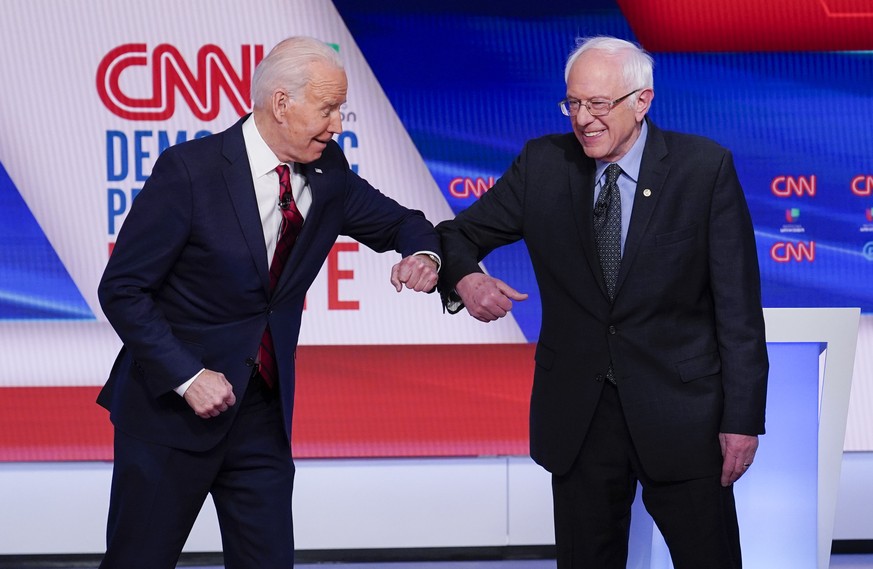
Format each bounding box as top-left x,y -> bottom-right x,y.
719,432 -> 759,487
390,254 -> 438,292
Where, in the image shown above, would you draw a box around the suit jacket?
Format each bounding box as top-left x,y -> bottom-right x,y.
98,115 -> 440,452
437,119 -> 768,481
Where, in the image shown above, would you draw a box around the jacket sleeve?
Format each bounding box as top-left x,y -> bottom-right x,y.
335,146 -> 442,259
97,147 -> 204,396
707,150 -> 769,435
435,142 -> 530,306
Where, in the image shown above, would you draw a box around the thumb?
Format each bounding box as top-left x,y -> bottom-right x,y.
389,264 -> 402,292
495,279 -> 528,301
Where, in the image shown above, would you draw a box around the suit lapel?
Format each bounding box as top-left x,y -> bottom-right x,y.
616,120 -> 670,293
568,151 -> 608,298
220,117 -> 271,294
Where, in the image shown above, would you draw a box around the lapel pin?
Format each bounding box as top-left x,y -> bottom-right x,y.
314,168 -> 323,174
643,188 -> 652,197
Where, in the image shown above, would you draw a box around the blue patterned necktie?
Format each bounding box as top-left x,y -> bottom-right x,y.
594,163 -> 622,302
594,163 -> 622,385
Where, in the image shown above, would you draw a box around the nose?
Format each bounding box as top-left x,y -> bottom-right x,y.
329,109 -> 343,134
574,106 -> 594,127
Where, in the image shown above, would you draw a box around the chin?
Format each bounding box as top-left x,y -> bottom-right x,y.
580,146 -> 603,160
576,136 -> 598,154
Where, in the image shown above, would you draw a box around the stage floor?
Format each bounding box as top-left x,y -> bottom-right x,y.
2,554 -> 869,568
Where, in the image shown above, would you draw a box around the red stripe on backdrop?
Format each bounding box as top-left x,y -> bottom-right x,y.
0,386 -> 112,461
617,0 -> 873,52
0,344 -> 535,462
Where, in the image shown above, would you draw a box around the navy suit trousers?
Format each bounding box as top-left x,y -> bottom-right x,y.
100,377 -> 295,569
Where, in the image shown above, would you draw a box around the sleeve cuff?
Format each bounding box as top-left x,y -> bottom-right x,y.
414,251 -> 441,272
174,368 -> 205,396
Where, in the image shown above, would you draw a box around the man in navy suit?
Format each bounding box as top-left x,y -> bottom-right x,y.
97,36 -> 440,569
437,36 -> 768,568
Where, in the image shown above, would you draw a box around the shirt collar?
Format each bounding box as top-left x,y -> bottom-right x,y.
595,119 -> 648,185
242,114 -> 284,178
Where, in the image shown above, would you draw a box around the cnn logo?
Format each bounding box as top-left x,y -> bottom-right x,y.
771,175 -> 816,197
770,241 -> 815,262
851,175 -> 873,196
96,43 -> 264,121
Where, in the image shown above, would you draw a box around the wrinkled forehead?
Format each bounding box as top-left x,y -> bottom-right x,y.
566,52 -> 627,97
304,63 -> 348,102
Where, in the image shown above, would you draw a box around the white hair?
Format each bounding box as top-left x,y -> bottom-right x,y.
251,36 -> 344,109
564,36 -> 654,106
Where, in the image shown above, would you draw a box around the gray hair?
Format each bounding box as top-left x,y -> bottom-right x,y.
564,36 -> 653,105
251,36 -> 344,109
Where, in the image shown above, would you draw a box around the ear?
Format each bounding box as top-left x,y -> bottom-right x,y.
271,89 -> 292,121
634,88 -> 653,120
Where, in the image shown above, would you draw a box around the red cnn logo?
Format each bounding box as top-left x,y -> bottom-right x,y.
449,176 -> 495,199
770,241 -> 815,262
96,44 -> 264,121
851,175 -> 873,196
771,175 -> 816,197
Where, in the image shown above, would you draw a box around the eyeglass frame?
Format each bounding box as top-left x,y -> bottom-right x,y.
558,89 -> 642,117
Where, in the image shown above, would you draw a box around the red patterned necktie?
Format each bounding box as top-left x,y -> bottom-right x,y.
257,164 -> 304,388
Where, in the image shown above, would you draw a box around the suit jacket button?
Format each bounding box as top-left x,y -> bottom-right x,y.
245,357 -> 256,367
595,374 -> 604,382
608,325 -> 617,334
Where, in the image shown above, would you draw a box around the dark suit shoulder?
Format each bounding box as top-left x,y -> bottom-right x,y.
523,132 -> 579,152
657,125 -> 731,157
514,132 -> 585,167
641,121 -> 735,175
152,132 -> 216,165
154,116 -> 245,170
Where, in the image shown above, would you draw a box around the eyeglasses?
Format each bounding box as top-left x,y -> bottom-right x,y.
559,89 -> 641,117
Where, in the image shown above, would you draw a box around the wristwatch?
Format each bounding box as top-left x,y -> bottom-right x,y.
419,253 -> 441,271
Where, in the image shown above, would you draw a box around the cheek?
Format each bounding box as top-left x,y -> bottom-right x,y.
298,123 -> 324,146
299,116 -> 326,138
314,115 -> 332,132
285,122 -> 304,142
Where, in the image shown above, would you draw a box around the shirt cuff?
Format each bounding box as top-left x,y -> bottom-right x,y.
444,289 -> 464,314
175,368 -> 205,396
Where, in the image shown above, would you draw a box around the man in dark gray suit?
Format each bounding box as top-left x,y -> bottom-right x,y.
437,36 -> 768,569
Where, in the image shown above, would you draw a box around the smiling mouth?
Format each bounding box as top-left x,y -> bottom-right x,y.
582,130 -> 605,138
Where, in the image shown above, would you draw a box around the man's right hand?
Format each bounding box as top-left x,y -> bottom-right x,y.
455,273 -> 528,322
183,369 -> 237,419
